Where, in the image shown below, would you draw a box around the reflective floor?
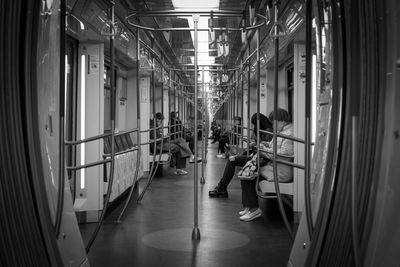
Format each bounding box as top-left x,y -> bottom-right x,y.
80,141 -> 292,267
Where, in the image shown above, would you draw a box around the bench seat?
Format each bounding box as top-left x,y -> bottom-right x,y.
148,153 -> 170,164
259,180 -> 293,195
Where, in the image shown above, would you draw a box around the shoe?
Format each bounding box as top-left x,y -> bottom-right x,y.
174,169 -> 188,175
237,173 -> 258,180
189,156 -> 202,163
208,187 -> 228,198
240,208 -> 262,221
216,154 -> 226,159
238,207 -> 250,216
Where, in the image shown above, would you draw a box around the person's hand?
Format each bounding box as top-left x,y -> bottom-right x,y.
229,155 -> 237,161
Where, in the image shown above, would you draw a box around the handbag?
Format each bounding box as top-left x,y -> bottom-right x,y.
237,155 -> 258,180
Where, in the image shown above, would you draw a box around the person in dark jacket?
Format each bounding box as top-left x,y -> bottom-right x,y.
209,113 -> 273,197
150,113 -> 191,175
216,116 -> 242,159
170,112 -> 201,163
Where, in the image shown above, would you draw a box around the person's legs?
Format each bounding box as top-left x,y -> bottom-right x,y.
175,154 -> 186,169
185,134 -> 195,154
174,151 -> 188,175
240,179 -> 258,208
240,179 -> 262,221
209,155 -> 250,197
172,138 -> 192,158
217,137 -> 229,155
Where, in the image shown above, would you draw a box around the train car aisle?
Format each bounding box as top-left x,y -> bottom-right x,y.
79,141 -> 292,267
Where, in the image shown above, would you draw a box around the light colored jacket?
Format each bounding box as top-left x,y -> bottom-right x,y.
259,123 -> 294,182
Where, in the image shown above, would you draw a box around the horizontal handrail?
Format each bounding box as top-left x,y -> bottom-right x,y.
260,128 -> 306,144
140,125 -> 163,133
65,128 -> 139,146
66,159 -> 112,172
115,128 -> 139,136
65,132 -> 111,146
103,146 -> 139,157
126,10 -> 268,32
275,159 -> 305,170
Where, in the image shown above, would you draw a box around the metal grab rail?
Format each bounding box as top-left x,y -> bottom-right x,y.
115,27 -> 142,223
260,129 -> 307,144
64,132 -> 111,146
137,129 -> 166,202
55,0 -> 66,238
103,146 -> 139,157
85,3 -> 117,253
65,128 -> 139,146
126,10 -> 268,32
66,159 -> 112,172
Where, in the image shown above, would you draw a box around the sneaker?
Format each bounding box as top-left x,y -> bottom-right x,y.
190,156 -> 202,163
208,187 -> 228,198
174,169 -> 188,175
216,154 -> 226,159
238,207 -> 250,216
240,208 -> 262,221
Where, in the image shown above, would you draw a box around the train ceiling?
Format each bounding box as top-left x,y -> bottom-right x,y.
68,0 -> 298,115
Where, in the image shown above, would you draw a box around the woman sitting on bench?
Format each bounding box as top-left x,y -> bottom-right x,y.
150,112 -> 191,175
238,108 -> 294,222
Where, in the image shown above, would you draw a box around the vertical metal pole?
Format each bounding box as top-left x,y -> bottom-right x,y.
247,45 -> 251,156
241,60 -> 244,149
201,67 -> 205,184
173,75 -> 177,138
180,85 -> 183,129
55,0 -> 66,238
192,14 -> 201,240
149,39 -> 156,177
179,83 -> 182,137
86,3 -> 117,251
256,28 -> 260,180
116,26 -> 141,221
161,56 -> 164,134
305,0 -> 314,239
168,71 -> 172,147
233,71 -> 237,146
271,0 -> 294,240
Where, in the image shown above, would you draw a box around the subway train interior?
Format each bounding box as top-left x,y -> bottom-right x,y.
1,0 -> 399,266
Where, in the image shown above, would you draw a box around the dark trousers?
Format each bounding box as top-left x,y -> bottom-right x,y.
240,179 -> 258,208
175,151 -> 186,169
185,135 -> 195,154
218,137 -> 229,153
156,142 -> 187,169
218,154 -> 251,190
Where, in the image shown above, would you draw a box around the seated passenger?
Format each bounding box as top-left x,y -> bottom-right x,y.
238,108 -> 293,222
208,113 -> 273,198
150,112 -> 191,175
217,116 -> 242,159
170,112 -> 201,163
211,123 -> 222,144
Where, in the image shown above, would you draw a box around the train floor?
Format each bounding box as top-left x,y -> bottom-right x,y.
79,140 -> 293,267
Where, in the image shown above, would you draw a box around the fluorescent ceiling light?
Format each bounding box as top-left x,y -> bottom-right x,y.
172,0 -> 219,10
